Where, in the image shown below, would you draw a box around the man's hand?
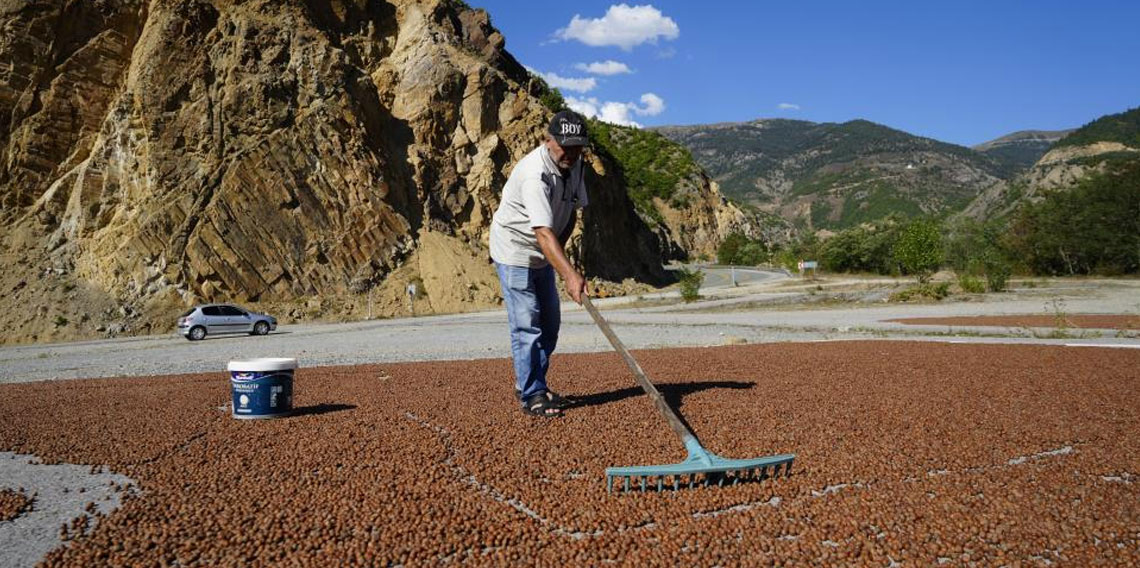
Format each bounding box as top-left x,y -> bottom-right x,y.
565,271 -> 586,304
534,226 -> 586,305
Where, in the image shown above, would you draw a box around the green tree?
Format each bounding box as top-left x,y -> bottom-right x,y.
717,233 -> 747,265
677,267 -> 704,302
717,232 -> 770,265
737,241 -> 768,265
818,216 -> 905,274
1005,160 -> 1140,275
944,218 -> 1013,291
893,218 -> 944,282
528,73 -> 566,112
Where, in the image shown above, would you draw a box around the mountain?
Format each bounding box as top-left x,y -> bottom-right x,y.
1052,106 -> 1140,150
0,0 -> 750,344
961,108 -> 1140,220
972,129 -> 1074,175
654,119 -> 1008,232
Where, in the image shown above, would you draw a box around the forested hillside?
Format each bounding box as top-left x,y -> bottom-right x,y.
654,119 -> 1008,231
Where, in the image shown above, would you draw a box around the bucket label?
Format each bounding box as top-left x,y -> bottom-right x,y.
230,370 -> 293,417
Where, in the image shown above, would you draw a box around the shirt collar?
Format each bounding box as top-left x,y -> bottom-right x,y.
540,145 -> 577,179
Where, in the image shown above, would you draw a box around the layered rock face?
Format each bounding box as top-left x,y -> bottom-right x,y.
0,0 -> 740,343
959,141 -> 1139,221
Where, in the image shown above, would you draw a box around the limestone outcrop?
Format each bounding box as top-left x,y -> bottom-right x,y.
0,0 -> 744,344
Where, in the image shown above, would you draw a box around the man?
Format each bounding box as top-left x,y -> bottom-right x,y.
490,110 -> 589,417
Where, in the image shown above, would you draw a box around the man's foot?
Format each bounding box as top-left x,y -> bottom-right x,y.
521,392 -> 563,418
516,389 -> 574,410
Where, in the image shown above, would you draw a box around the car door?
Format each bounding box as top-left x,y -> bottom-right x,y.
221,305 -> 253,333
200,306 -> 224,334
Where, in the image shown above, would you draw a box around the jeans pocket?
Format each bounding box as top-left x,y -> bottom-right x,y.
505,267 -> 532,292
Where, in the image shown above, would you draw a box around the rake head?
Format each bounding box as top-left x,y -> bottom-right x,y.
606,438 -> 795,493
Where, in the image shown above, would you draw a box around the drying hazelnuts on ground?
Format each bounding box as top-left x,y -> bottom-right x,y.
0,488 -> 33,522
1,341 -> 1136,566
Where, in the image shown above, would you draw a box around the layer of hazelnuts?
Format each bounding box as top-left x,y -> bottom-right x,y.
1,341 -> 1136,566
0,488 -> 33,521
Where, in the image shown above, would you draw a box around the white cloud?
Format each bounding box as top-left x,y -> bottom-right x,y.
566,92 -> 666,127
565,96 -> 602,120
543,72 -> 597,93
574,60 -> 633,75
525,66 -> 597,93
638,93 -> 665,115
600,101 -> 639,126
777,102 -> 801,110
556,4 -> 680,51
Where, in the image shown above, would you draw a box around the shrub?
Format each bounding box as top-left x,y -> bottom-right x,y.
890,281 -> 950,302
957,273 -> 985,294
718,232 -> 769,265
528,73 -> 566,112
817,216 -> 904,274
717,233 -> 746,265
984,258 -> 1011,292
893,218 -> 944,282
737,242 -> 768,265
677,267 -> 704,302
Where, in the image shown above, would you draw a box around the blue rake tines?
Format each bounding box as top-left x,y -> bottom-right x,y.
581,296 -> 797,494
605,437 -> 795,493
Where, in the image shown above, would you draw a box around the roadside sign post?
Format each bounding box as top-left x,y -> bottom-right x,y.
407,283 -> 417,316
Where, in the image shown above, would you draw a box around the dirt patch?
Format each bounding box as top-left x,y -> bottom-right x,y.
1,342 -> 1137,565
0,488 -> 33,521
887,314 -> 1140,330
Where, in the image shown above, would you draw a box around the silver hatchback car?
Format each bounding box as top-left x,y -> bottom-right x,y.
177,304 -> 277,341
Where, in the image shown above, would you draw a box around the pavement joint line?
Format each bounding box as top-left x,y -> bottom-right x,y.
1062,343 -> 1140,349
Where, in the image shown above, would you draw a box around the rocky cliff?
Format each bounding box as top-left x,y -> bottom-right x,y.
0,0 -> 742,344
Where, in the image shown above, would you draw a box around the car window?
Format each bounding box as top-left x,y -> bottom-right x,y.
221,306 -> 246,316
202,306 -> 223,317
180,308 -> 195,317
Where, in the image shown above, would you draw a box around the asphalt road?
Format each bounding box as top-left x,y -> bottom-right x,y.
2,270 -> 1137,384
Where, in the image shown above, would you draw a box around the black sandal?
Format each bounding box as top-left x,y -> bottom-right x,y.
516,389 -> 574,410
521,392 -> 563,417
545,390 -> 573,409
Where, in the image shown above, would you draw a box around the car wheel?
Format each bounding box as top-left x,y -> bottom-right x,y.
188,326 -> 207,341
253,321 -> 270,336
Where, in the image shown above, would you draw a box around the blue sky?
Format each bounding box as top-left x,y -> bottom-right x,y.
471,1 -> 1140,146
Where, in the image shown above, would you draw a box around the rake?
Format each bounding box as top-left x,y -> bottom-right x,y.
581,295 -> 795,493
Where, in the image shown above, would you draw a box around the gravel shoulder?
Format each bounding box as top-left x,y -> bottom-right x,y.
1,273 -> 1138,384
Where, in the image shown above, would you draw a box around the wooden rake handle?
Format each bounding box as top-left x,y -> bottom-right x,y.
580,295 -> 699,446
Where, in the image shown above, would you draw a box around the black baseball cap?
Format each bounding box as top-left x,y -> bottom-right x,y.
548,110 -> 588,147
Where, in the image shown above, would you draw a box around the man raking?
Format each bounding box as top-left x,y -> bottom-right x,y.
489,110 -> 589,417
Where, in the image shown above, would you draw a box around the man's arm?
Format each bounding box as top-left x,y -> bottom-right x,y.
534,226 -> 585,304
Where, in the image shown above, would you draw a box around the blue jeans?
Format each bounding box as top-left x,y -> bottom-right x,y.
495,262 -> 561,403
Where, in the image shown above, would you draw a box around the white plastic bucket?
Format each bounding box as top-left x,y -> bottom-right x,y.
227,358 -> 296,419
